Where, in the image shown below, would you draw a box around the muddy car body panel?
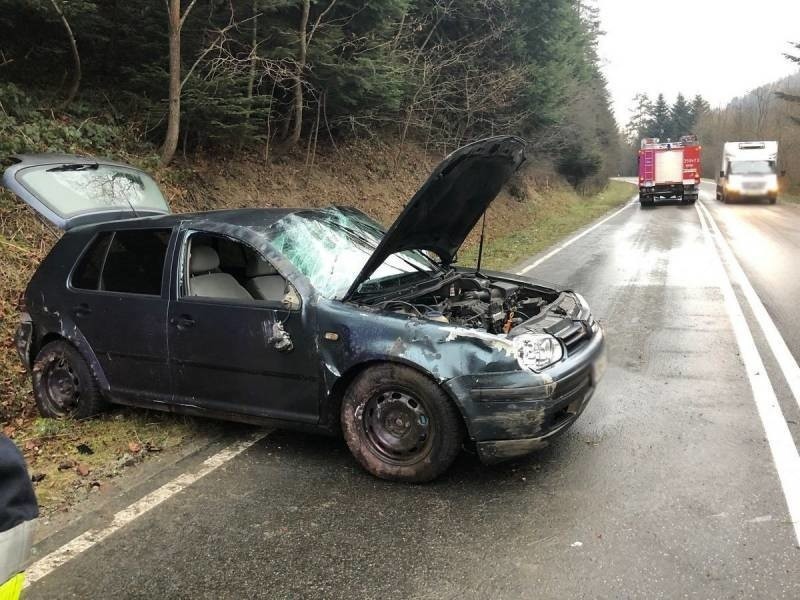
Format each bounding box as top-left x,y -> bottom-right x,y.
5,138 -> 605,478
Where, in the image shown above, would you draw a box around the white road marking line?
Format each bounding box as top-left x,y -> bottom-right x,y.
24,430 -> 269,588
517,197 -> 636,274
695,203 -> 800,545
697,199 -> 800,411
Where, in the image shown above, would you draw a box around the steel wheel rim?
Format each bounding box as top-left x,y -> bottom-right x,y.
361,389 -> 434,465
42,356 -> 81,416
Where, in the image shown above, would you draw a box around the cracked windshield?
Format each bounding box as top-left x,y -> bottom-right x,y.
267,208 -> 441,299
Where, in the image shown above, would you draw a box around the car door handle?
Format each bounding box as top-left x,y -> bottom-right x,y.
170,315 -> 195,329
72,303 -> 92,318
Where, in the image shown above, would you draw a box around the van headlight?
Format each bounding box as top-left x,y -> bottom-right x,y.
513,333 -> 563,372
768,177 -> 779,192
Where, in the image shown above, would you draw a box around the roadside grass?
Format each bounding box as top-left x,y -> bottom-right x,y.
458,180 -> 637,271
780,190 -> 800,204
13,411 -> 200,515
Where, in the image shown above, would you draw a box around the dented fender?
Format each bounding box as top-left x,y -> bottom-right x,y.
314,297 -> 522,382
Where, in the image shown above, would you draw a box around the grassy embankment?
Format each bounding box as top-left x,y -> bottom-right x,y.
0,142 -> 634,513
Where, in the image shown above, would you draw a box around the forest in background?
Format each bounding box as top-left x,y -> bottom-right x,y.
0,0 -> 619,190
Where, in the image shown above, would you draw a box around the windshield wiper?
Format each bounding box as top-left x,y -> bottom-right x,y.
47,163 -> 99,172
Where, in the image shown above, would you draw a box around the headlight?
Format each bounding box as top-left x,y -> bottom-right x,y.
512,333 -> 563,372
768,177 -> 779,192
726,178 -> 741,192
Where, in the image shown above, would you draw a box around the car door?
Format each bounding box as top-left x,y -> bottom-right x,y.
167,230 -> 321,425
67,227 -> 174,404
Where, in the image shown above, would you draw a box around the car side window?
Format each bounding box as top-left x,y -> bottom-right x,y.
183,232 -> 299,308
99,229 -> 171,295
72,232 -> 113,290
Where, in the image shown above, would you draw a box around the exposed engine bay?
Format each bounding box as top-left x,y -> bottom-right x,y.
377,275 -> 560,334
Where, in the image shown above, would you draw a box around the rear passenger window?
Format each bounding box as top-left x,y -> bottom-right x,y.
101,229 -> 171,295
72,232 -> 113,290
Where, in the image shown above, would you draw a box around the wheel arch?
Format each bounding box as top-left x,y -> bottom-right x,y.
322,358 -> 470,436
33,327 -> 111,394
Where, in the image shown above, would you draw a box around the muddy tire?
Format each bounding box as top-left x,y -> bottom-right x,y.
32,341 -> 106,419
341,364 -> 463,483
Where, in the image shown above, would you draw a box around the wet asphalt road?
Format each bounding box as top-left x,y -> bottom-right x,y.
26,183 -> 800,599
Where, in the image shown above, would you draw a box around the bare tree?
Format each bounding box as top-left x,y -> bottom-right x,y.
49,0 -> 81,110
160,0 -> 198,167
285,0 -> 337,146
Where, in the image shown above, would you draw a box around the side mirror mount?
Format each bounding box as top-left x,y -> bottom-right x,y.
282,283 -> 302,312
719,171 -> 725,179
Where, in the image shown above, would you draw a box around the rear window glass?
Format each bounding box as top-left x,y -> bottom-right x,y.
72,233 -> 113,290
17,163 -> 169,219
71,229 -> 171,295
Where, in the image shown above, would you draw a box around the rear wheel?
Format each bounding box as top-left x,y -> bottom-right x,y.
341,364 -> 463,482
32,341 -> 106,419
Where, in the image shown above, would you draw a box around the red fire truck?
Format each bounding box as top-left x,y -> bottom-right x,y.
638,135 -> 701,206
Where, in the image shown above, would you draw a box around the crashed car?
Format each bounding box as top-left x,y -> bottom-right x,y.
3,136 -> 605,482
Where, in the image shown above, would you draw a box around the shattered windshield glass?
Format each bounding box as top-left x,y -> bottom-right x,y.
266,208 -> 442,299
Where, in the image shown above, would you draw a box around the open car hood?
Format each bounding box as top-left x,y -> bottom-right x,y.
344,135 -> 526,300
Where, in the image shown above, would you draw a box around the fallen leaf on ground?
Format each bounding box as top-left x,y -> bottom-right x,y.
128,441 -> 142,454
31,473 -> 46,483
76,463 -> 90,477
58,460 -> 76,471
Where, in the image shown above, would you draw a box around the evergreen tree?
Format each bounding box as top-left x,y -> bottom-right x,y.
669,93 -> 693,138
624,93 -> 654,143
775,42 -> 800,125
649,93 -> 671,140
689,94 -> 711,127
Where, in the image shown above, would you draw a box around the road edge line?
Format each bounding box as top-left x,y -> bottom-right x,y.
697,199 -> 800,410
695,202 -> 800,546
517,196 -> 636,275
24,430 -> 270,588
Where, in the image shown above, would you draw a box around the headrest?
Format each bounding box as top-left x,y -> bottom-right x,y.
190,245 -> 219,274
246,256 -> 277,277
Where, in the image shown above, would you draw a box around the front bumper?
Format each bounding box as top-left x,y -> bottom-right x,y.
444,324 -> 606,464
725,189 -> 777,200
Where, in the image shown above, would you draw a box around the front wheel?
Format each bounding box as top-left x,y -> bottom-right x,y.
32,340 -> 107,419
341,364 -> 464,482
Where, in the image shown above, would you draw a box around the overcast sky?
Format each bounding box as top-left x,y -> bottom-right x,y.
596,0 -> 800,125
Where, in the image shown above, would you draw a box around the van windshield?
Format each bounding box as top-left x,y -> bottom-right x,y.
729,160 -> 776,175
